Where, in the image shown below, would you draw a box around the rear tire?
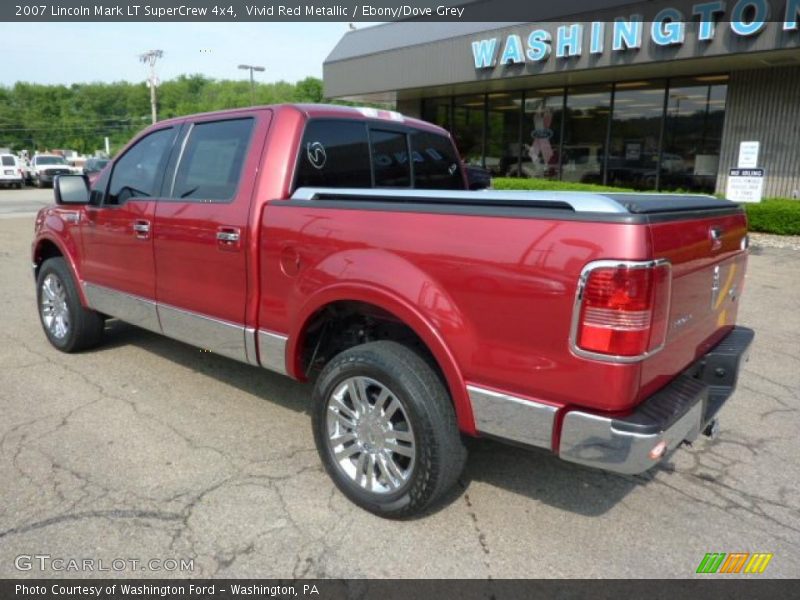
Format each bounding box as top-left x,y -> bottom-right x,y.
312,341 -> 467,518
36,257 -> 104,352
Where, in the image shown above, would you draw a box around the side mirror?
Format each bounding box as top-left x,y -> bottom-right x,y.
54,174 -> 90,205
465,164 -> 491,191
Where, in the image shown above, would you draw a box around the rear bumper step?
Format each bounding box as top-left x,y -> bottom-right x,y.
558,326 -> 754,475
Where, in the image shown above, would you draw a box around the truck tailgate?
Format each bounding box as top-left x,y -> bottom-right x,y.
638,206 -> 748,401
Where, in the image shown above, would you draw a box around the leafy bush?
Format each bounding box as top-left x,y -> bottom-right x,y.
491,177 -> 800,236
492,177 -> 632,193
745,199 -> 800,236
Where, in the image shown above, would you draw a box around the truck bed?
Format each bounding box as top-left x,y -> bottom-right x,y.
258,187 -> 748,439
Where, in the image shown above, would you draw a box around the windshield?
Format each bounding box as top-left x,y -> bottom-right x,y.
37,156 -> 67,165
92,159 -> 109,169
1,156 -> 15,166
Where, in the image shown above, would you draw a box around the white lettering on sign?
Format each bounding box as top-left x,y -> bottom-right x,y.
726,168 -> 765,203
470,1 -> 799,70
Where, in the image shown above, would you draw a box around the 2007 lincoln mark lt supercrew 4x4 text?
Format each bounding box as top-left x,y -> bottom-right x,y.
32,104 -> 754,517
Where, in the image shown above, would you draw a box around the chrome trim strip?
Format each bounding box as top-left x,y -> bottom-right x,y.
467,385 -> 557,449
82,281 -> 263,368
291,187 -> 629,214
558,401 -> 703,475
83,282 -> 162,333
244,326 -> 259,367
157,303 -> 248,363
568,258 -> 672,364
257,329 -> 288,375
169,122 -> 193,197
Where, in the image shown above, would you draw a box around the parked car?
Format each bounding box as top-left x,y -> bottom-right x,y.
83,157 -> 110,186
29,154 -> 77,188
0,154 -> 24,188
32,104 -> 753,518
82,157 -> 110,183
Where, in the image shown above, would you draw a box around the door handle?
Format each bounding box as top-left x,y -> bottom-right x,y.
216,227 -> 241,251
709,226 -> 723,251
216,229 -> 240,243
133,219 -> 151,239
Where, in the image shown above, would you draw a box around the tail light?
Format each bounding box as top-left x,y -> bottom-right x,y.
571,260 -> 672,362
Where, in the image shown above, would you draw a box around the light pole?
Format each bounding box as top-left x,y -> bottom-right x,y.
139,49 -> 164,124
238,64 -> 265,105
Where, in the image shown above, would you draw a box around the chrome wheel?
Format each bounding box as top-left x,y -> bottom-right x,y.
326,376 -> 416,494
40,273 -> 70,339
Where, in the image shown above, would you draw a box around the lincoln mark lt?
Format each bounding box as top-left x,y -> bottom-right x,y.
32,104 -> 754,517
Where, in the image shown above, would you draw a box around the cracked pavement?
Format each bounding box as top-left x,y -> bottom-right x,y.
1,198 -> 798,578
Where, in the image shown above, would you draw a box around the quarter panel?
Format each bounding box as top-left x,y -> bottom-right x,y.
259,203 -> 652,425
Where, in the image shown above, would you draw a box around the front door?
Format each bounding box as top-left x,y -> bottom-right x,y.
153,112 -> 268,361
80,126 -> 179,332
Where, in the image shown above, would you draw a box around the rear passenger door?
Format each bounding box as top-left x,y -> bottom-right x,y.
153,111 -> 269,362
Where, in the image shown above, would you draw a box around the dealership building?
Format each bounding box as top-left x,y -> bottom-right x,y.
324,1 -> 800,197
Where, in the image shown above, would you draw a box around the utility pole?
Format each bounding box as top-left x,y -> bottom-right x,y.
140,50 -> 164,124
238,64 -> 265,105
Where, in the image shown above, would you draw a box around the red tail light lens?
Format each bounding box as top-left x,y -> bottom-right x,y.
573,261 -> 671,359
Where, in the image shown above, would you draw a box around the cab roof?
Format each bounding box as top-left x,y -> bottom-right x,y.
156,103 -> 448,136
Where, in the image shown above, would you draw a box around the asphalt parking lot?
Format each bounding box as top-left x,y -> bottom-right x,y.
0,186 -> 53,219
0,188 -> 798,578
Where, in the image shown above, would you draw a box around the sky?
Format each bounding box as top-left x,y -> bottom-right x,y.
0,22 -> 359,86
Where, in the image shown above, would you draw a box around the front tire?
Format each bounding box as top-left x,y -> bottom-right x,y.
312,341 -> 467,518
36,257 -> 104,352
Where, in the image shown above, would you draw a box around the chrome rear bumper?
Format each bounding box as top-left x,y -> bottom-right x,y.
558,326 -> 755,475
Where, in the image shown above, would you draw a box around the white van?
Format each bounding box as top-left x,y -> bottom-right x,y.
0,154 -> 24,189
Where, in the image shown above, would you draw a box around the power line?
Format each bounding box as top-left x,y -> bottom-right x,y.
0,124 -> 139,132
0,116 -> 148,124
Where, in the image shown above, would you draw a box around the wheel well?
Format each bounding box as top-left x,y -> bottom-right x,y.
34,240 -> 63,277
299,300 -> 446,385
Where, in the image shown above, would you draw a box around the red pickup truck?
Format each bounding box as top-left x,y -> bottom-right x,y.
32,104 -> 753,517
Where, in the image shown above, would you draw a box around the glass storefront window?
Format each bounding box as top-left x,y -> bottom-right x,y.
421,97 -> 451,131
562,85 -> 611,184
486,91 -> 522,177
419,75 -> 728,191
516,89 -> 564,180
453,94 -> 486,166
608,81 -> 666,190
661,76 -> 728,193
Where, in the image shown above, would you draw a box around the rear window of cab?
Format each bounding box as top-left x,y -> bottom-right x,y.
294,119 -> 464,191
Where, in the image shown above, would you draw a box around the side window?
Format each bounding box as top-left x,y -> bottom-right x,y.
294,120 -> 371,189
89,167 -> 111,205
370,129 -> 411,187
171,118 -> 254,201
107,128 -> 174,205
411,131 -> 465,190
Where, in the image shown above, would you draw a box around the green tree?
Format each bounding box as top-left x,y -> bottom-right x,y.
0,75 -> 330,155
